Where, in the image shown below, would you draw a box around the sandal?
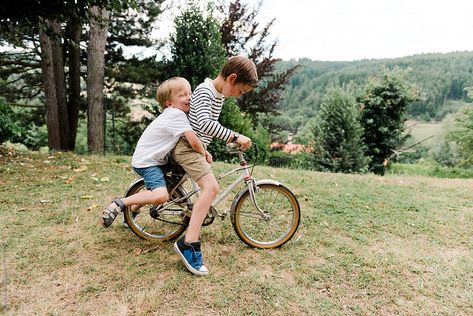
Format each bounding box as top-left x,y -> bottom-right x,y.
101,198 -> 125,228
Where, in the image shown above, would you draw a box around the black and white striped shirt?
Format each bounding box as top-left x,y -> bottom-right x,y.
188,78 -> 233,147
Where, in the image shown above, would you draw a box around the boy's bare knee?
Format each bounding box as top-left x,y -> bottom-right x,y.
198,174 -> 219,197
204,182 -> 219,197
152,191 -> 169,205
210,183 -> 220,196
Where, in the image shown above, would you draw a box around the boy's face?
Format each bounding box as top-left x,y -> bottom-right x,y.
166,86 -> 192,112
222,74 -> 254,98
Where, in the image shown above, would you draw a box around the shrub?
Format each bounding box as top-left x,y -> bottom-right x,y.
0,97 -> 20,142
312,87 -> 368,173
359,69 -> 416,175
207,99 -> 270,164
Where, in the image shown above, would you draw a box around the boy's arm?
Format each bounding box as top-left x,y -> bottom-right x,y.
183,130 -> 206,155
192,90 -> 232,142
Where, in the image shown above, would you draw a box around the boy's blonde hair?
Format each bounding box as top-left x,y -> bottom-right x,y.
220,56 -> 258,88
156,77 -> 191,109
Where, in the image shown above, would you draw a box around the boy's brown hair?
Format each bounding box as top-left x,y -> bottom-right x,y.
156,77 -> 191,109
220,56 -> 258,88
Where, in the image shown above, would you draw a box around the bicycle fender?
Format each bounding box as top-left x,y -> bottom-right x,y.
124,177 -> 144,197
229,179 -> 283,224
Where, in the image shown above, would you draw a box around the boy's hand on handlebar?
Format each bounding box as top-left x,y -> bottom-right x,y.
205,150 -> 213,164
236,134 -> 252,150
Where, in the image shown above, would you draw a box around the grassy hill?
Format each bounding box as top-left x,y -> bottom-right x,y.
1,150 -> 472,315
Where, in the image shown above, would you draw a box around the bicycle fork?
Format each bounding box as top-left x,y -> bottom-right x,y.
245,177 -> 271,220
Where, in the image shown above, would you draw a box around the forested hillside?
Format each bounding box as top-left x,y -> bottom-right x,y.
276,52 -> 473,134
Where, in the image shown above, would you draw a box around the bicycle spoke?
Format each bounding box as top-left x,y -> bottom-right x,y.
125,182 -> 189,241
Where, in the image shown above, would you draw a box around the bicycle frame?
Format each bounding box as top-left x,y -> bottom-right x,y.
123,145 -> 301,247
165,150 -> 266,219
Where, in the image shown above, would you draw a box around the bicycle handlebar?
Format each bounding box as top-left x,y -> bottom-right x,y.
226,142 -> 242,151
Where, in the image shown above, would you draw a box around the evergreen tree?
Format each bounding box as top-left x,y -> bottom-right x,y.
104,0 -> 166,154
166,1 -> 226,89
447,107 -> 473,168
217,0 -> 298,122
359,70 -> 415,175
0,0 -> 166,153
312,87 -> 368,173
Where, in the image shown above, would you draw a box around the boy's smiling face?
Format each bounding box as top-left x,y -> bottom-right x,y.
166,86 -> 192,112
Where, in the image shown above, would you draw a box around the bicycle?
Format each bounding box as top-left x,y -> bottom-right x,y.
122,144 -> 301,249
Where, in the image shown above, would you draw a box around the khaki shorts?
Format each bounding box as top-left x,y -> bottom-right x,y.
172,137 -> 213,182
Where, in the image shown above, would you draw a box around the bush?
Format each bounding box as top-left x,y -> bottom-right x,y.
0,98 -> 47,150
207,99 -> 270,164
389,161 -> 473,179
359,69 -> 416,175
447,106 -> 473,168
0,97 -> 20,142
312,87 -> 368,173
268,150 -> 314,170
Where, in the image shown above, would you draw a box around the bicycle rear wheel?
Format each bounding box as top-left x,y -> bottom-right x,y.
124,179 -> 189,241
231,182 -> 300,249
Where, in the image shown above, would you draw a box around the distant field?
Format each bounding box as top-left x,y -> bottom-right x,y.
404,120 -> 442,146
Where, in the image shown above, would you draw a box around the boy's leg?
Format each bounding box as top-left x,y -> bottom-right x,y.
101,165 -> 168,227
102,188 -> 168,227
173,176 -> 218,275
105,187 -> 168,210
184,173 -> 219,242
172,138 -> 217,275
121,187 -> 169,206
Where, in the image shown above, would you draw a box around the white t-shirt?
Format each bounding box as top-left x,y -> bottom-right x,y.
132,107 -> 192,168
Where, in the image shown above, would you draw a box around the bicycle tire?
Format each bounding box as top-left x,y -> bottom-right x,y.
231,182 -> 300,249
124,179 -> 189,241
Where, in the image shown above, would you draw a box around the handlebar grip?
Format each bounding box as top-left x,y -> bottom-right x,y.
226,142 -> 241,150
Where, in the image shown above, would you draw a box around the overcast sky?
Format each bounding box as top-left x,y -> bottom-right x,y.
256,0 -> 473,61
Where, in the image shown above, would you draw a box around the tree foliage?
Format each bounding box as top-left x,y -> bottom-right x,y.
0,0 -> 165,153
0,97 -> 18,142
447,107 -> 473,168
278,52 -> 473,139
359,70 -> 416,175
102,0 -> 165,154
217,0 -> 298,121
166,1 -> 226,89
312,87 -> 368,173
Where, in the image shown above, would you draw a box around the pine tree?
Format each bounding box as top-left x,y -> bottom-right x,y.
217,0 -> 298,121
312,87 -> 368,173
359,70 -> 415,175
166,1 -> 226,89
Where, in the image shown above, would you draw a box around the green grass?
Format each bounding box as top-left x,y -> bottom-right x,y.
1,149 -> 473,315
405,120 -> 442,146
389,161 -> 473,179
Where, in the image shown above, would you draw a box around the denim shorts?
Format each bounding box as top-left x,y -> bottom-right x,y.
133,165 -> 167,191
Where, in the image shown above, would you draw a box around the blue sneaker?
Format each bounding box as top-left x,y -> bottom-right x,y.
174,237 -> 209,276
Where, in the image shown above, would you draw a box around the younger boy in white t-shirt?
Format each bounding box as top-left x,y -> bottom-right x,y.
101,77 -> 211,227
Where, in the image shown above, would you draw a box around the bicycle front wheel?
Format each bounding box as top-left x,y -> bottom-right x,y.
231,182 -> 300,249
124,179 -> 189,241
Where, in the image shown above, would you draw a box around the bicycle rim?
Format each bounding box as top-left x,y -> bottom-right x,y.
232,183 -> 300,248
124,181 -> 189,241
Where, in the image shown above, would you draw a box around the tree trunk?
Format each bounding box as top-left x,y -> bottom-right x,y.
39,19 -> 70,151
67,21 -> 82,151
87,6 -> 109,154
50,19 -> 70,149
39,20 -> 61,150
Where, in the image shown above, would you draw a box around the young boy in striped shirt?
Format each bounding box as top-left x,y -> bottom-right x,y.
173,56 -> 258,275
